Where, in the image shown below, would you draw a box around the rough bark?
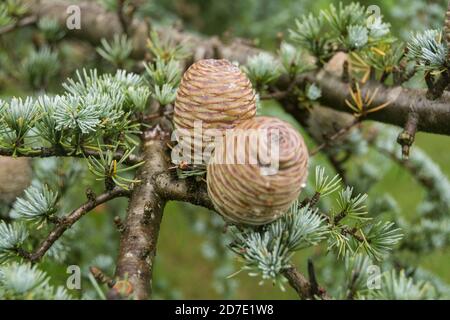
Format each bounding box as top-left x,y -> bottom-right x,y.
154,172 -> 213,210
282,266 -> 330,300
25,0 -> 260,62
307,71 -> 450,136
113,134 -> 170,300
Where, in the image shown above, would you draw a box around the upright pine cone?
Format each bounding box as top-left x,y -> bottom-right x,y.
174,59 -> 257,163
207,116 -> 309,226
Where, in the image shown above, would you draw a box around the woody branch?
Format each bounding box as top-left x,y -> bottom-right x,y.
25,0 -> 450,137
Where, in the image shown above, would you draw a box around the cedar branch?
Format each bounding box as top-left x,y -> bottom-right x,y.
111,133 -> 170,300
25,0 -> 450,137
0,147 -> 143,165
19,187 -> 130,263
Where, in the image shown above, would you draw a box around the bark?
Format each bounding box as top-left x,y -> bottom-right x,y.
154,172 -> 213,210
112,134 -> 170,299
307,71 -> 450,136
282,266 -> 330,300
25,0 -> 260,62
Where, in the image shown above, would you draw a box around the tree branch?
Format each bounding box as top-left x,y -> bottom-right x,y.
282,265 -> 330,300
310,117 -> 360,156
90,266 -> 116,288
154,172 -> 213,209
116,0 -> 131,35
300,71 -> 450,136
396,112 -> 418,160
371,140 -> 436,190
0,15 -> 37,36
111,132 -> 170,300
26,0 -> 261,62
25,0 -> 450,137
20,187 -> 130,263
0,147 -> 143,165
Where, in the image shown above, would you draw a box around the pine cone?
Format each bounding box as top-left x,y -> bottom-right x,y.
0,157 -> 32,204
207,116 -> 309,226
174,59 -> 257,163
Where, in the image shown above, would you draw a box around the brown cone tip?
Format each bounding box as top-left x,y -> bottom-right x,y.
207,116 -> 309,226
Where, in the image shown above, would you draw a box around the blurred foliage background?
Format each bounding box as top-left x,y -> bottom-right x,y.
0,0 -> 449,299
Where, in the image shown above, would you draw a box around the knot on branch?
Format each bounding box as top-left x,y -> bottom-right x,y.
397,112 -> 418,159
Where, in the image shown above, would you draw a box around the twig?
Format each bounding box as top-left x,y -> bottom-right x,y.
373,144 -> 435,190
307,259 -> 320,297
0,147 -> 143,165
366,127 -> 438,190
261,79 -> 299,100
20,187 -> 131,263
117,0 -> 129,35
424,70 -> 449,100
342,60 -> 350,83
261,90 -> 290,100
346,270 -> 360,300
310,118 -> 360,156
114,216 -> 126,233
318,212 -> 365,243
0,15 -> 37,36
327,152 -> 349,185
397,111 -> 418,160
341,225 -> 365,243
282,265 -> 330,300
300,192 -> 321,208
333,210 -> 347,224
142,110 -> 174,122
90,266 -> 116,288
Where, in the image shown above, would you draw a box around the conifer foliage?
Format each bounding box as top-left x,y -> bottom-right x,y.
0,0 -> 449,300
